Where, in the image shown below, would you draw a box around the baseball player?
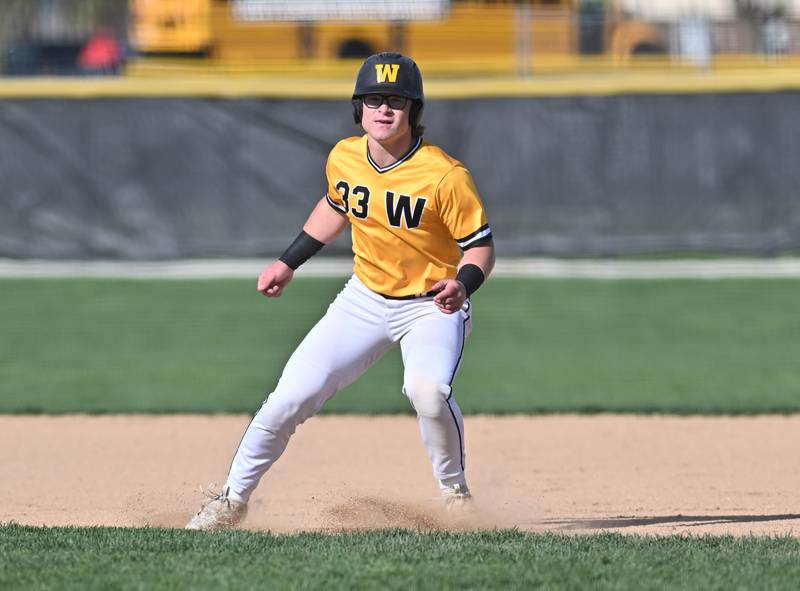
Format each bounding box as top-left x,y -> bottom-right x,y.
187,52 -> 494,531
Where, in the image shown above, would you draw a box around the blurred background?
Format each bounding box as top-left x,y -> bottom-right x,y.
0,0 -> 799,259
2,1 -> 800,75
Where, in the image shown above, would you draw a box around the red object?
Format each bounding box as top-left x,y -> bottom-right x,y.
78,32 -> 123,70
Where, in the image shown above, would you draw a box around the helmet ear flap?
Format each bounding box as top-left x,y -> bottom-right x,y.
410,100 -> 425,137
352,98 -> 363,125
411,101 -> 424,128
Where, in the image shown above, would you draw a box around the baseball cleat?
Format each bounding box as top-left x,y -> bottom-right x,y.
185,485 -> 248,531
442,483 -> 473,511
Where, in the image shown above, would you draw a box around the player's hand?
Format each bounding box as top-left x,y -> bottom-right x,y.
432,278 -> 466,315
257,260 -> 294,297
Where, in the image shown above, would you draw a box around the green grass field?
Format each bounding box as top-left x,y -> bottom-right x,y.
2,277 -> 799,414
2,525 -> 800,590
5,276 -> 800,589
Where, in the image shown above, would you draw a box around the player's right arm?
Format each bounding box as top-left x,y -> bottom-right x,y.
303,195 -> 350,243
257,197 -> 349,297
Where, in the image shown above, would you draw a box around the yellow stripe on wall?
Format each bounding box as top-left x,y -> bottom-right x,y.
0,69 -> 798,99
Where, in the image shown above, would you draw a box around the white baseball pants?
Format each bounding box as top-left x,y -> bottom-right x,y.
225,274 -> 472,502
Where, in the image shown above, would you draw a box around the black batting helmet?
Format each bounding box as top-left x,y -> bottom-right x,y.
351,52 -> 425,137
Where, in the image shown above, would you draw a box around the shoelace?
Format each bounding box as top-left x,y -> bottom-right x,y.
197,484 -> 231,512
443,484 -> 470,498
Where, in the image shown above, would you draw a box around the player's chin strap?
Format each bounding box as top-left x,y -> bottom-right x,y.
456,264 -> 485,297
279,230 -> 325,270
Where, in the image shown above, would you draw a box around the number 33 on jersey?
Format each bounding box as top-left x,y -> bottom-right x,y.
325,135 -> 492,298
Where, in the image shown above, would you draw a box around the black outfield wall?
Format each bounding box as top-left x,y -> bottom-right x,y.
1,92 -> 798,258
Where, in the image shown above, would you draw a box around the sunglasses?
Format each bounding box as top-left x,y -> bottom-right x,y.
362,94 -> 409,109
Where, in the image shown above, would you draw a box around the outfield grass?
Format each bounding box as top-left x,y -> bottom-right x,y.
1,277 -> 798,414
1,525 -> 799,590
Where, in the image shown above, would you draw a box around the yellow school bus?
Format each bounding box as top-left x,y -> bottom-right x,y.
128,0 -> 664,70
129,0 -> 213,55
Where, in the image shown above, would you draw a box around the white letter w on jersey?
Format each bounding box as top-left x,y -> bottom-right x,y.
386,191 -> 427,229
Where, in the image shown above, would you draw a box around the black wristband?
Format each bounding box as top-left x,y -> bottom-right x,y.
279,230 -> 325,270
456,264 -> 485,297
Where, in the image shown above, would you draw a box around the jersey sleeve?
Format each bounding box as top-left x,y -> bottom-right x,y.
436,165 -> 492,249
324,151 -> 348,214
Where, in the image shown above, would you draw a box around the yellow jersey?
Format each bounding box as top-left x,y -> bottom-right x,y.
325,135 -> 492,297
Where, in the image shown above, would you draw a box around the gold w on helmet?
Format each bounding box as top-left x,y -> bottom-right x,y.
375,64 -> 400,83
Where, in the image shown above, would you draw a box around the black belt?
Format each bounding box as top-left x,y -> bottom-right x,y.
379,290 -> 438,300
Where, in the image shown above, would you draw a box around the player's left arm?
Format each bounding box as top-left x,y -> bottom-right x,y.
460,242 -> 496,277
433,165 -> 495,314
433,241 -> 495,314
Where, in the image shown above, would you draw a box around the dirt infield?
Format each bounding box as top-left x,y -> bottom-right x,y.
4,415 -> 799,536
